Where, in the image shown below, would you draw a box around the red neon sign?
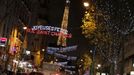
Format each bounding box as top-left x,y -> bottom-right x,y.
26,28 -> 72,38
0,37 -> 7,47
0,37 -> 7,41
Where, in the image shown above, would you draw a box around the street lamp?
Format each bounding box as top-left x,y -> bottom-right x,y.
55,59 -> 58,62
22,26 -> 27,50
96,64 -> 101,69
90,48 -> 96,75
42,49 -> 45,52
23,26 -> 27,30
97,64 -> 101,68
20,26 -> 28,60
81,59 -> 83,62
83,2 -> 89,7
90,50 -> 93,53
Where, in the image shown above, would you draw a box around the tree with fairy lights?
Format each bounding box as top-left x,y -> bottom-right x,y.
76,52 -> 92,75
81,0 -> 134,75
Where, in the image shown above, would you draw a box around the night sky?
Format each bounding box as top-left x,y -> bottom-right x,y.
46,0 -> 89,57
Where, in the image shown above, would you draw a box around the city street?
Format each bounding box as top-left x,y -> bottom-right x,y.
0,0 -> 134,75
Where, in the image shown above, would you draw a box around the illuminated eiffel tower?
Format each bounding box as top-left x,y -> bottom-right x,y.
57,0 -> 70,47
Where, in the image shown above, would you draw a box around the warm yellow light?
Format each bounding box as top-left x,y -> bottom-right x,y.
97,64 -> 101,68
23,26 -> 27,30
130,71 -> 134,75
42,49 -> 45,51
56,59 -> 58,61
83,2 -> 89,7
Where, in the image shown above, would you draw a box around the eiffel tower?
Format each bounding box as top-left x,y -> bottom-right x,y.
57,0 -> 70,47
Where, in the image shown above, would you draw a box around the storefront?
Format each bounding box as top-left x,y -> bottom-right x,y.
11,59 -> 36,73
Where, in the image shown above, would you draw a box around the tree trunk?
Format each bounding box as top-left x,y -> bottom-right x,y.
110,63 -> 114,75
110,62 -> 118,75
120,36 -> 125,75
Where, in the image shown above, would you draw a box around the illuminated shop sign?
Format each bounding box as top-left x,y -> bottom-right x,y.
26,25 -> 72,38
47,51 -> 77,61
0,37 -> 7,47
54,53 -> 77,61
32,25 -> 68,34
47,45 -> 77,53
